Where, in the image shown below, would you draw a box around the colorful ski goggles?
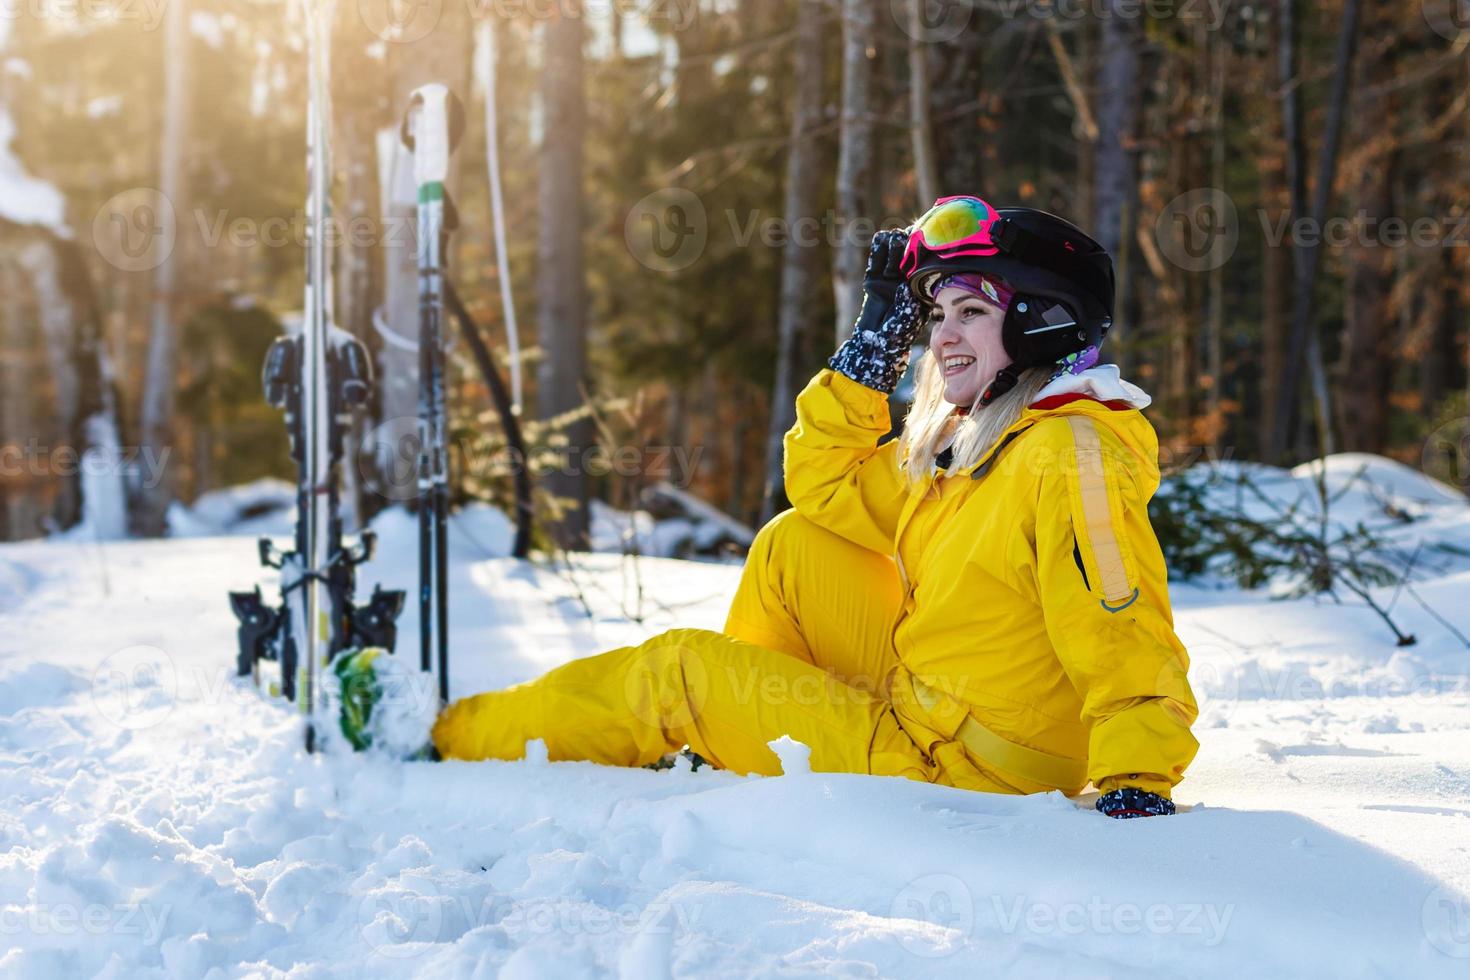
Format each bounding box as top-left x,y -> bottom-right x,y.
900,195 -> 1002,276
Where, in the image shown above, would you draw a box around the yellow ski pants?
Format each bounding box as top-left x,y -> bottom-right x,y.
431,510 -> 1019,791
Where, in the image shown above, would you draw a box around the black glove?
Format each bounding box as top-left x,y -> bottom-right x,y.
827,229 -> 923,393
1095,788 -> 1176,819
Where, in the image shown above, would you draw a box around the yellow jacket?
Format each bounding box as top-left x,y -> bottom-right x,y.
784,369 -> 1199,799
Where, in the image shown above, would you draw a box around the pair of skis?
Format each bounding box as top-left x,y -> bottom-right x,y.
230,0 -> 462,752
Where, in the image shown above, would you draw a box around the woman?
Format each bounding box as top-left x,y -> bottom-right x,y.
431,196 -> 1199,819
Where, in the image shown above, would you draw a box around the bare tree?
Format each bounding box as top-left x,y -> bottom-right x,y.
334,3 -> 386,527
1091,1 -> 1142,365
1337,6 -> 1398,453
760,0 -> 826,526
909,0 -> 938,208
134,0 -> 188,536
1269,0 -> 1363,461
537,5 -> 592,549
834,0 -> 878,344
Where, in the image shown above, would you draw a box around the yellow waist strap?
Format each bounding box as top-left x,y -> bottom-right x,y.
908,674 -> 1088,791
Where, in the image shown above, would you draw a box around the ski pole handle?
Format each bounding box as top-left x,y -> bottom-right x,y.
401,84 -> 465,188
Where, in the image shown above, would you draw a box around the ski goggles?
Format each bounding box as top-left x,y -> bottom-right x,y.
900,195 -> 1003,276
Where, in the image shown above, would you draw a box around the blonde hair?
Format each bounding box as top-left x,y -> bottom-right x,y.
897,351 -> 1053,486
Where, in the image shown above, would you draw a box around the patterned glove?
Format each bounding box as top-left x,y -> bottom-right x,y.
1095,788 -> 1177,819
827,229 -> 924,393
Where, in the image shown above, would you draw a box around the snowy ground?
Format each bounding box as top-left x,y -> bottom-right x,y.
4,458 -> 1470,977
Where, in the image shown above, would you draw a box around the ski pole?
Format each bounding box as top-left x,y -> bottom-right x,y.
402,84 -> 463,707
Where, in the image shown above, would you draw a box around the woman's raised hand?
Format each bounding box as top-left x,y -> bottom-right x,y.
828,229 -> 924,394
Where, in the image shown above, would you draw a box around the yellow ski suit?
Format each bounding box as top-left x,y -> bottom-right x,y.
433,368 -> 1199,800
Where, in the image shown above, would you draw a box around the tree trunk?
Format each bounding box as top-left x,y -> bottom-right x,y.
1255,6 -> 1290,456
932,20 -> 986,202
1421,244 -> 1458,414
537,4 -> 591,549
760,0 -> 826,526
1092,1 -> 1141,360
134,0 -> 188,536
909,0 -> 938,208
1206,26 -> 1226,446
1336,6 -> 1398,454
1269,0 -> 1362,462
834,0 -> 878,345
335,2 -> 385,527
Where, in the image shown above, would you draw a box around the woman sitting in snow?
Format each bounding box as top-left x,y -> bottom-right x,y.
428,196 -> 1199,819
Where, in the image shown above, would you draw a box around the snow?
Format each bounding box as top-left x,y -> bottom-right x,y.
166,478 -> 298,538
590,492 -> 752,559
0,25 -> 66,234
0,98 -> 66,233
3,460 -> 1470,976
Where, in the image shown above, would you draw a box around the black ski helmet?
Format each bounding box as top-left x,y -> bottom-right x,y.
906,206 -> 1115,404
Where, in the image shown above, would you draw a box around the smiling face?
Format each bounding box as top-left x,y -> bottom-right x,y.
926,285 -> 1012,406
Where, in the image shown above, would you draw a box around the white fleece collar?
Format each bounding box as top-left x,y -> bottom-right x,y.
1031,364 -> 1152,410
